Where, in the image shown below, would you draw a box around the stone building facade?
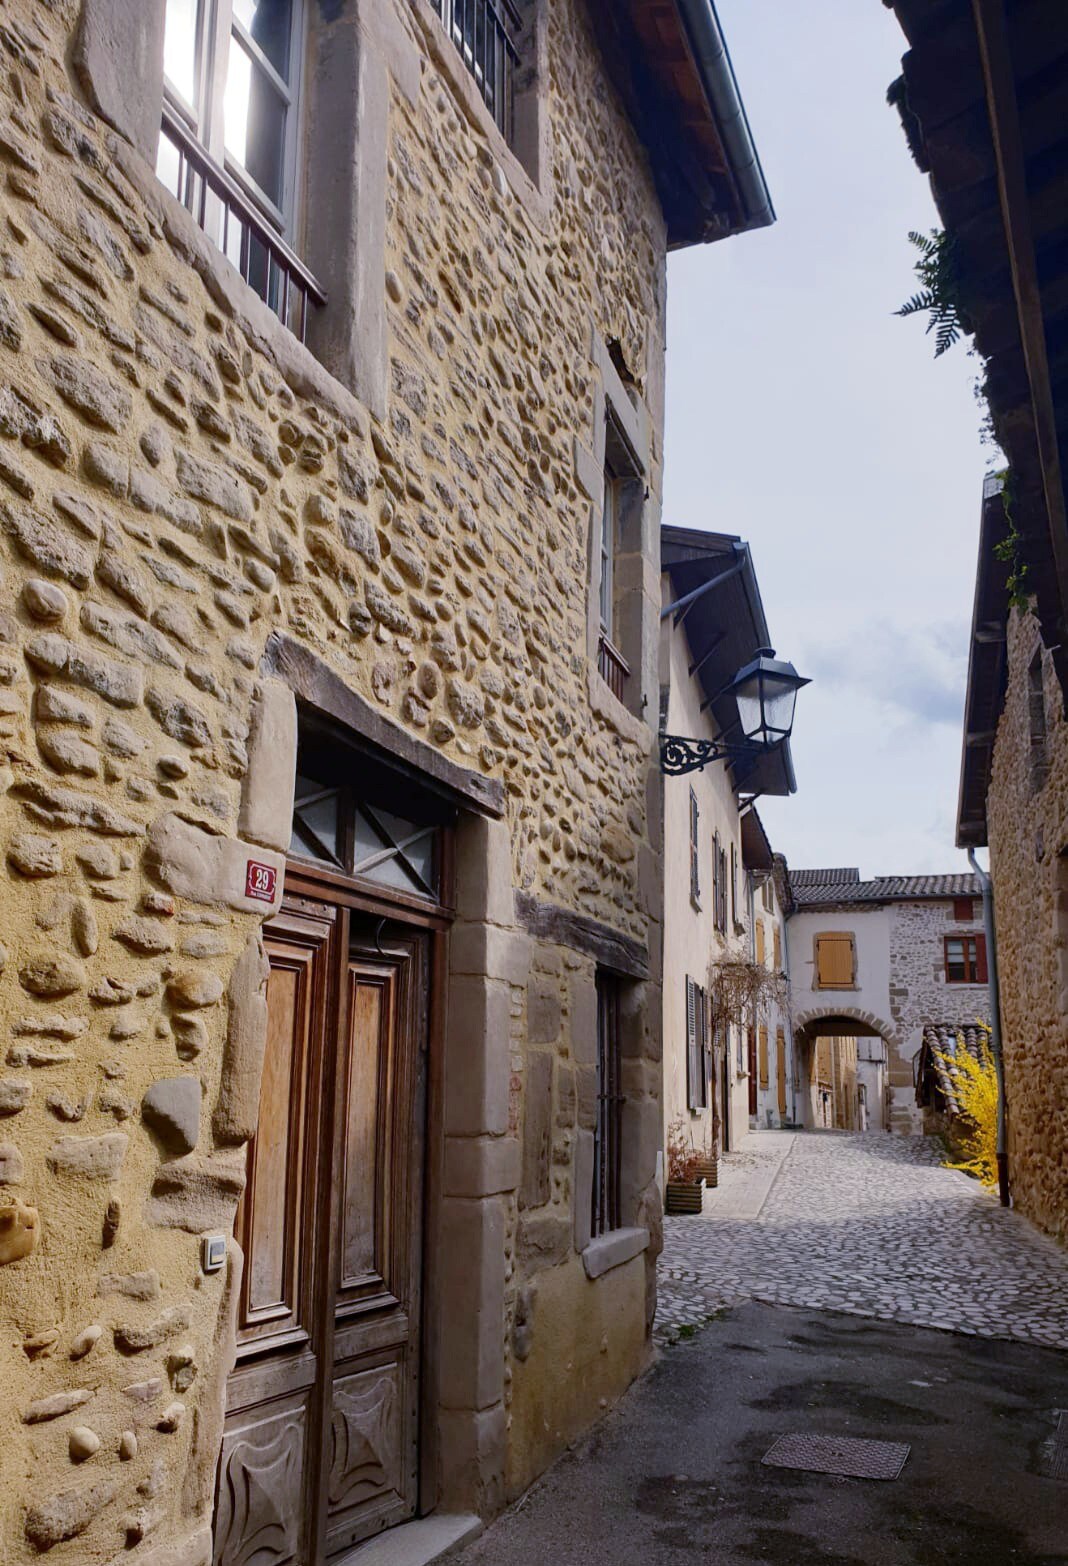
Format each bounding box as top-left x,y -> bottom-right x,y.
782,868 -> 990,1133
659,529 -> 798,1162
959,484 -> 1068,1242
0,2 -> 771,1562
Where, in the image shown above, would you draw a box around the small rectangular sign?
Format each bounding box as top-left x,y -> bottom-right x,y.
245,860 -> 277,903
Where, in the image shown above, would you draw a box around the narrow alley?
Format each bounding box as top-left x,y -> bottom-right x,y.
457,1134 -> 1068,1566
658,1132 -> 1068,1350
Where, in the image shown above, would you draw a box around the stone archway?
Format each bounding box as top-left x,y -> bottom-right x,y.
792,1008 -> 904,1134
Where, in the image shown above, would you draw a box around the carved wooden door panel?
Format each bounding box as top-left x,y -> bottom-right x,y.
324,922 -> 427,1556
215,900 -> 337,1566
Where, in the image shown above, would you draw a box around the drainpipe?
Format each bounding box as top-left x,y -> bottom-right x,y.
674,0 -> 776,232
967,848 -> 1010,1207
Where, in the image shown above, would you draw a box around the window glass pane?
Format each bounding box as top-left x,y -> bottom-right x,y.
163,0 -> 200,102
290,778 -> 341,867
234,0 -> 294,82
224,36 -> 287,210
352,806 -> 438,898
156,128 -> 182,202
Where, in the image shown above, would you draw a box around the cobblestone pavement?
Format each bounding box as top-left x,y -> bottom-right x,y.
656,1130 -> 1068,1351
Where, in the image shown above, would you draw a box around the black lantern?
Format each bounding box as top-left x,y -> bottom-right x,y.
660,646 -> 809,777
726,648 -> 810,749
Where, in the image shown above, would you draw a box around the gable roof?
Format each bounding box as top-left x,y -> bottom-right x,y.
787,871 -> 982,910
591,1 -> 774,247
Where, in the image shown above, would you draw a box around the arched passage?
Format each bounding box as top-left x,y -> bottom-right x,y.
792,1008 -> 902,1133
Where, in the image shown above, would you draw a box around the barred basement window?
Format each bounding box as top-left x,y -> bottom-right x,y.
592,972 -> 624,1237
157,0 -> 324,338
432,0 -> 522,143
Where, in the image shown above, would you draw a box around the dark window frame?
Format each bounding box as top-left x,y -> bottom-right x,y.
944,933 -> 988,984
592,971 -> 624,1238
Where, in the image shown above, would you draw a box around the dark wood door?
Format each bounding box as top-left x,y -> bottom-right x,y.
214,901 -> 428,1566
747,1028 -> 758,1118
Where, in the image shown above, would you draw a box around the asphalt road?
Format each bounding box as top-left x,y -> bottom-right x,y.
457,1302 -> 1068,1565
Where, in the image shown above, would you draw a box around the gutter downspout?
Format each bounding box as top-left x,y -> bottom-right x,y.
967,848 -> 1010,1206
674,0 -> 775,231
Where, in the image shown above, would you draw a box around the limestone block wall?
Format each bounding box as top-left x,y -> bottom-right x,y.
987,609 -> 1068,1243
0,0 -> 668,1559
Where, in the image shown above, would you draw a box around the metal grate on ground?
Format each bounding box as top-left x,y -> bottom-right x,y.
761,1433 -> 910,1481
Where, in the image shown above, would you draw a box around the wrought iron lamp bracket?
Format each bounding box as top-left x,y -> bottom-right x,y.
659,733 -> 769,776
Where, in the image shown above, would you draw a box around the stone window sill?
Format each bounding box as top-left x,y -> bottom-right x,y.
582,1226 -> 648,1280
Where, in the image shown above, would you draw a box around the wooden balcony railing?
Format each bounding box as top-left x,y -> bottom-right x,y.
159,101 -> 325,343
598,632 -> 630,703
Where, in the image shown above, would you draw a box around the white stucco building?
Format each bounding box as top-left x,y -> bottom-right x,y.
781,868 -> 991,1132
660,528 -> 801,1166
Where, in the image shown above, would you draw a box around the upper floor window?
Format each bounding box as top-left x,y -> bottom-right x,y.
157,0 -> 323,338
773,925 -> 782,972
712,832 -> 727,934
952,896 -> 975,922
432,0 -> 521,143
944,935 -> 987,985
815,932 -> 856,989
597,414 -> 639,702
755,918 -> 766,966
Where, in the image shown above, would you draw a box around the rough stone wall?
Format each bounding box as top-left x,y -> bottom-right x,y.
0,0 -> 667,1559
987,609 -> 1068,1243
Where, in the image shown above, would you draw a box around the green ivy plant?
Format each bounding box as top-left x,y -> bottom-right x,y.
991,468 -> 1030,610
896,228 -> 969,356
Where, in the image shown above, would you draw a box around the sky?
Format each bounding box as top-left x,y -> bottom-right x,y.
662,1 -> 994,878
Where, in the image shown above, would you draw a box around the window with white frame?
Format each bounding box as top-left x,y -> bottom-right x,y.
157,0 -> 323,336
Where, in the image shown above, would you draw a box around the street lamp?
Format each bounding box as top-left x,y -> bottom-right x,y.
660,647 -> 810,777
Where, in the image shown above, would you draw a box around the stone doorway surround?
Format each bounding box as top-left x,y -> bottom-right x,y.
261,635 -> 518,1530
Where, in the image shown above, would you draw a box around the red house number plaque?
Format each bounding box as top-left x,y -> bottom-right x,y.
245,860 -> 277,903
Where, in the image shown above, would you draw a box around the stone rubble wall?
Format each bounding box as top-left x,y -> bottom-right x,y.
0,0 -> 667,1559
987,609 -> 1068,1244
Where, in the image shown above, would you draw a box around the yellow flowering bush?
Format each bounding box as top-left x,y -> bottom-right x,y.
934,1023 -> 998,1187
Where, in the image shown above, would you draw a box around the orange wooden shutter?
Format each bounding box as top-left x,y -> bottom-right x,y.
758,1025 -> 769,1088
773,927 -> 782,971
816,934 -> 854,987
756,920 -> 766,966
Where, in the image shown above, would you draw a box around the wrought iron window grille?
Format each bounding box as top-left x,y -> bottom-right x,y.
432,0 -> 522,143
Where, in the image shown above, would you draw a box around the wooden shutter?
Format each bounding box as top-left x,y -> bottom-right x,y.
689,791 -> 699,903
712,831 -> 720,925
773,926 -> 782,972
953,896 -> 974,922
686,976 -> 701,1109
758,1025 -> 769,1088
719,845 -> 728,930
776,1028 -> 787,1116
730,843 -> 738,926
755,920 -> 766,966
816,933 -> 854,988
975,933 -> 988,984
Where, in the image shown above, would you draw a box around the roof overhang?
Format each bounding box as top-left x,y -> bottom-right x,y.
956,475 -> 1011,848
661,524 -> 797,798
741,807 -> 774,874
885,0 -> 1068,696
589,0 -> 774,247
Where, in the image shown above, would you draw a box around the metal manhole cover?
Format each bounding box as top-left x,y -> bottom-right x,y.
762,1434 -> 910,1481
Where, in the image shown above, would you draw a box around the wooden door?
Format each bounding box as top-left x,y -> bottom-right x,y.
747,1028 -> 758,1117
324,921 -> 427,1556
214,904 -> 428,1565
215,902 -> 336,1566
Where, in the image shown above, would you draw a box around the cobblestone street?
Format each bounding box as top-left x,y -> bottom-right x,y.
657,1130 -> 1068,1351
